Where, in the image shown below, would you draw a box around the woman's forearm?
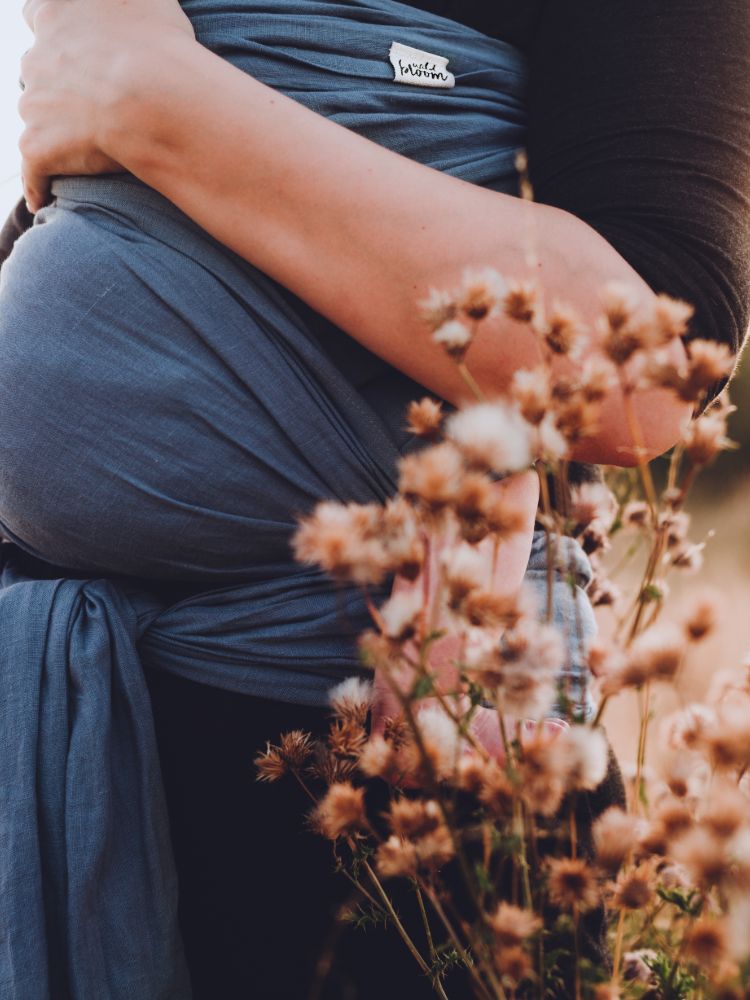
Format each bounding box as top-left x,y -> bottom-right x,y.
103,35 -> 690,465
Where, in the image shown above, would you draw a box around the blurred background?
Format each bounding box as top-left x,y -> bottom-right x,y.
1,6 -> 749,770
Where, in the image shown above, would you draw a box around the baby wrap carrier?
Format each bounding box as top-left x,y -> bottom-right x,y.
0,2 -> 594,995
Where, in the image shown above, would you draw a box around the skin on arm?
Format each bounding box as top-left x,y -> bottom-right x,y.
19,0 -> 691,469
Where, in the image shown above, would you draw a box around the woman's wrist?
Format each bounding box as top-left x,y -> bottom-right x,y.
98,31 -> 201,168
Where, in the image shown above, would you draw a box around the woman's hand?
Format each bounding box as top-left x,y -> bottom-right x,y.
19,0 -> 194,212
370,470 -> 542,763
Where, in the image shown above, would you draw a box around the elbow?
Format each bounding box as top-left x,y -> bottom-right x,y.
571,388 -> 693,468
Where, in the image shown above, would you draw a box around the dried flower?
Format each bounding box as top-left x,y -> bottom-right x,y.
376,835 -> 418,878
541,300 -> 584,356
503,279 -> 539,324
442,541 -> 487,607
279,730 -> 315,769
703,782 -> 750,841
413,824 -> 455,871
673,827 -> 731,886
293,501 -> 386,585
622,623 -> 686,685
329,677 -> 373,724
446,402 -> 533,474
622,500 -> 650,529
457,267 -> 506,321
479,761 -> 516,817
652,293 -> 694,341
684,593 -> 719,641
418,287 -> 456,330
612,863 -> 655,910
379,590 -> 423,642
510,368 -> 550,426
358,735 -> 397,780
255,743 -> 288,783
494,945 -> 534,985
388,798 -> 442,839
569,482 -> 618,532
314,782 -> 367,840
416,705 -> 462,780
328,718 -> 367,758
433,318 -> 474,361
593,807 -> 641,873
684,917 -> 729,966
488,903 -> 541,947
559,725 -> 609,791
405,397 -> 443,439
398,443 -> 464,512
682,408 -> 736,466
546,857 -> 600,911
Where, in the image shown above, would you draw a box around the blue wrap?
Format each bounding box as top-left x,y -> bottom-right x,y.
0,2 -> 593,996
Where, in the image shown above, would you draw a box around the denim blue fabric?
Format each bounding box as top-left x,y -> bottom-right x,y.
0,3 -> 593,997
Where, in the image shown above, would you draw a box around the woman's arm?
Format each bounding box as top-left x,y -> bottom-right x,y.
19,2 -> 705,465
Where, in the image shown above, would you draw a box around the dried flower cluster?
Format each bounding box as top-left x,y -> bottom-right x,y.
255,266 -> 743,999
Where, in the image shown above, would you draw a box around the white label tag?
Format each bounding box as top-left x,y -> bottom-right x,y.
389,41 -> 456,89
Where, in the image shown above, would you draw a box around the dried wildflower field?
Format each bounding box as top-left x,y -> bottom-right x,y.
607,471 -> 750,769
256,266 -> 750,999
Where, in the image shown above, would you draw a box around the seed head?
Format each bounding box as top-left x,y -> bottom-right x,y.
388,797 -> 442,838
546,857 -> 600,911
559,725 -> 609,791
292,501 -> 387,585
433,318 -> 474,361
329,677 -> 373,724
376,835 -> 418,878
446,402 -> 533,475
457,266 -> 506,321
406,397 -> 444,439
379,590 -> 423,642
542,300 -> 584,356
358,735 -> 397,780
510,367 -> 551,426
685,917 -> 729,967
612,863 -> 655,910
254,743 -> 288,783
418,287 -> 456,331
683,593 -> 719,642
503,279 -> 540,324
593,807 -> 641,873
313,782 -> 367,840
398,442 -> 464,512
488,903 -> 541,947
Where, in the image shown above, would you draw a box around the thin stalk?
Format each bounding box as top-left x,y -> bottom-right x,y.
457,361 -> 485,402
361,857 -> 434,979
633,681 -> 652,813
611,907 -> 626,986
536,462 -> 557,624
424,885 -> 499,1000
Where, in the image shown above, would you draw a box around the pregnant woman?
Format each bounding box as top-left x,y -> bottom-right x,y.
3,0 -> 749,997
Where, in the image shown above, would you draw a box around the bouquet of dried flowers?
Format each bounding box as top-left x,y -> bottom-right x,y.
255,258 -> 746,999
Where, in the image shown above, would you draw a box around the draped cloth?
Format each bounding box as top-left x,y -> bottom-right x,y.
0,3 -> 593,996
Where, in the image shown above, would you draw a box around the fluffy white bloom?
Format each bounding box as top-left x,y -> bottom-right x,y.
380,590 -> 423,641
417,705 -> 463,779
446,402 -> 533,474
328,677 -> 373,718
569,482 -> 618,531
559,725 -> 609,791
536,413 -> 569,461
432,319 -> 473,357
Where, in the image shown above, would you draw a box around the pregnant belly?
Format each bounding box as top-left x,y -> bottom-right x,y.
0,1 -> 527,580
0,197 -> 387,581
